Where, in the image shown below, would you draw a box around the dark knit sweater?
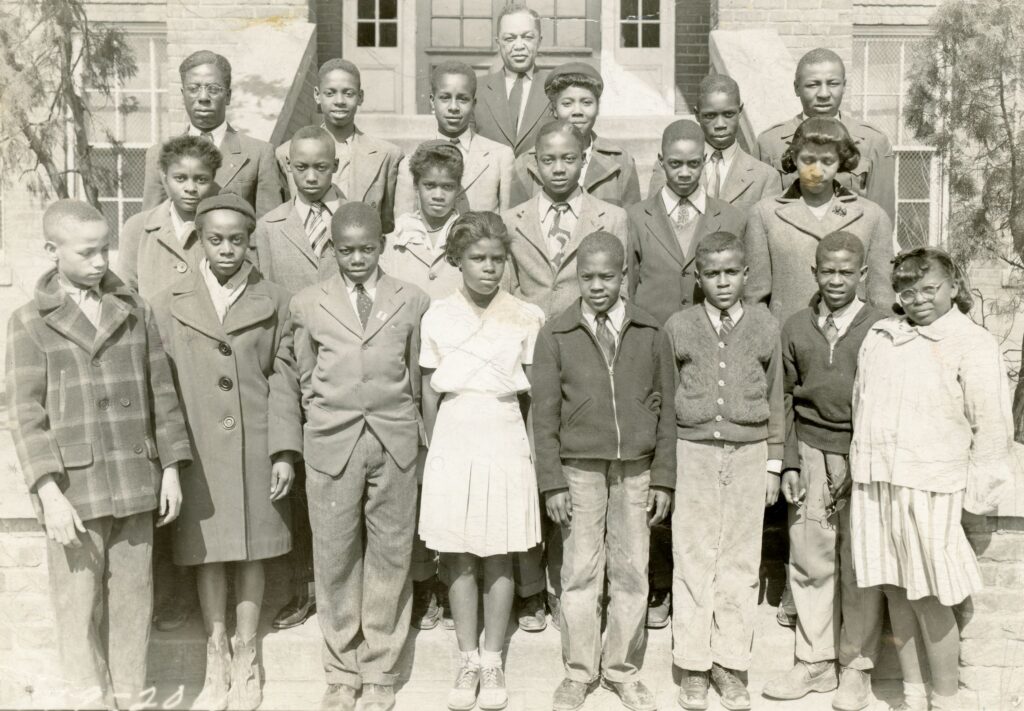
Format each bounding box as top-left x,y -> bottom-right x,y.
781,301 -> 888,469
664,303 -> 784,459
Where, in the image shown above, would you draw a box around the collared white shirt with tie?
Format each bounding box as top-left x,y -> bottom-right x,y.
538,186 -> 583,261
330,131 -> 355,198
294,186 -> 344,255
661,185 -> 707,224
342,270 -> 379,315
817,298 -> 864,339
437,130 -> 473,157
504,68 -> 534,131
59,274 -> 103,328
582,297 -> 626,340
704,141 -> 738,198
187,122 -> 228,147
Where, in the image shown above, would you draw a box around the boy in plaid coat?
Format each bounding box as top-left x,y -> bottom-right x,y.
6,200 -> 192,710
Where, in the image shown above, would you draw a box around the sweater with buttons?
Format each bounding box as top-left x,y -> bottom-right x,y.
664,302 -> 784,458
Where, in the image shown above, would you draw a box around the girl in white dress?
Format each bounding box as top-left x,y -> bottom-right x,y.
418,211 -> 544,711
850,248 -> 1014,711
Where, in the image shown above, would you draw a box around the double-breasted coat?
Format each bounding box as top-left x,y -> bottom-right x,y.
151,265 -> 292,565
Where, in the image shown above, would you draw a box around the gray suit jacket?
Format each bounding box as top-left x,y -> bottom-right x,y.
473,69 -> 554,157
276,127 -> 403,234
251,200 -> 344,295
501,192 -> 629,319
648,145 -> 782,210
142,124 -> 286,218
512,136 -> 643,207
395,133 -> 514,216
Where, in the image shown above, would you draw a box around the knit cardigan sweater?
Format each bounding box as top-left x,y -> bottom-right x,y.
664,303 -> 784,459
781,301 -> 888,470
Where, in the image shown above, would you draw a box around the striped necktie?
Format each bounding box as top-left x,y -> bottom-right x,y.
305,201 -> 329,257
719,309 -> 735,336
706,149 -> 723,198
548,202 -> 572,266
595,312 -> 616,363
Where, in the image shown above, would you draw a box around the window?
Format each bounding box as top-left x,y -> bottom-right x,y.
848,33 -> 945,251
357,0 -> 398,47
83,30 -> 167,247
430,0 -> 492,49
620,0 -> 660,48
538,0 -> 589,49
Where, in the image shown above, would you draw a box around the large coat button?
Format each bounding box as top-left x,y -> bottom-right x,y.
218,377 -> 233,391
98,398 -> 109,410
222,416 -> 236,430
175,262 -> 188,273
218,342 -> 233,356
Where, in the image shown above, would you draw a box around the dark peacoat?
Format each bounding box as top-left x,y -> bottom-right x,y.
151,264 -> 292,565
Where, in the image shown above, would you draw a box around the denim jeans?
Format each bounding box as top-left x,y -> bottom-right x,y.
47,511 -> 153,710
307,427 -> 416,688
789,440 -> 884,668
672,439 -> 766,672
560,458 -> 651,683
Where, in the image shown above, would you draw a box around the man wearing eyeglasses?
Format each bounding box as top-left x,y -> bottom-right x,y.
142,50 -> 285,218
473,4 -> 554,158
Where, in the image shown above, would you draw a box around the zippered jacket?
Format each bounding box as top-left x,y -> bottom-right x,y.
781,301 -> 888,469
531,299 -> 676,493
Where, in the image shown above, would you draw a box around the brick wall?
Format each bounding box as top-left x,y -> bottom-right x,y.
852,0 -> 938,25
675,0 -> 712,109
315,0 -> 343,65
713,0 -> 855,65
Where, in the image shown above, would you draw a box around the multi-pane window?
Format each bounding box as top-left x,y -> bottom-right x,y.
847,34 -> 944,250
357,0 -> 398,47
83,30 -> 167,247
620,0 -> 660,48
431,0 -> 493,49
536,0 -> 588,49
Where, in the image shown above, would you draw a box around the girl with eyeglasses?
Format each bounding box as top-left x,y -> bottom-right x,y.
848,247 -> 1015,710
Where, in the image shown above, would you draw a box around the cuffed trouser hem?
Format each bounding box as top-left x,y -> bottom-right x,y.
796,651 -> 838,664
674,658 -> 711,673
711,653 -> 751,672
361,671 -> 399,687
564,670 -> 600,684
601,670 -> 641,684
325,670 -> 361,690
838,655 -> 876,672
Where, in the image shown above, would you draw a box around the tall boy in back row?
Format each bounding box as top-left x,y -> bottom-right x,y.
763,232 -> 886,711
666,231 -> 784,711
7,201 -> 191,709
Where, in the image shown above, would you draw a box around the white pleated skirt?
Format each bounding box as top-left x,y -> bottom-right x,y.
419,392 -> 542,557
851,481 -> 982,606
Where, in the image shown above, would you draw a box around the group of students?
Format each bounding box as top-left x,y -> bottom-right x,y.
7,4 -> 1019,711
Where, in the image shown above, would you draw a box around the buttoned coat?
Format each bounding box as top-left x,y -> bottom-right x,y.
626,192 -> 748,325
648,146 -> 783,210
510,136 -> 643,207
142,124 -> 286,218
269,273 -> 430,475
151,266 -> 292,565
116,200 -> 203,303
501,192 -> 629,319
473,69 -> 554,157
755,114 -> 896,223
744,183 -> 895,322
394,133 -> 514,216
276,127 -> 403,234
6,269 -> 192,525
250,200 -> 346,295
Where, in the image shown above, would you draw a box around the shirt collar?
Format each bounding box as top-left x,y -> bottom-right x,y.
200,258 -> 251,293
342,269 -> 380,295
582,297 -> 626,332
294,185 -> 344,223
187,121 -> 228,146
707,141 -> 738,165
393,211 -> 458,248
661,185 -> 706,216
819,297 -> 864,326
57,273 -> 100,300
504,67 -> 534,83
437,129 -> 473,154
169,202 -> 197,243
703,299 -> 744,326
539,186 -> 584,217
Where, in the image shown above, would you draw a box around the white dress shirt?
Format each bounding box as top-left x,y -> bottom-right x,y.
201,259 -> 249,322
538,187 -> 583,259
436,129 -> 473,157
504,68 -> 534,130
582,297 -> 626,342
342,269 -> 379,315
661,185 -> 707,221
817,298 -> 864,339
805,197 -> 835,221
188,122 -> 228,147
169,203 -> 196,244
705,141 -> 739,194
294,185 -> 344,224
59,274 -> 102,328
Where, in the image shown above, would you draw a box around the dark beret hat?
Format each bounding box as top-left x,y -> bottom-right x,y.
545,62 -> 604,92
195,193 -> 256,222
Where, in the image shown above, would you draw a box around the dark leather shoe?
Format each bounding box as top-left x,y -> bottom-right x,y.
552,678 -> 591,711
359,684 -> 395,711
677,670 -> 709,710
602,678 -> 656,711
272,594 -> 316,630
646,588 -> 671,629
711,664 -> 750,711
517,592 -> 547,632
411,579 -> 441,630
320,683 -> 356,711
153,595 -> 191,632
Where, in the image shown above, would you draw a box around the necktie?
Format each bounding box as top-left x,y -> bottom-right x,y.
674,199 -> 695,229
823,312 -> 840,344
595,312 -> 616,364
449,136 -> 462,148
706,150 -> 723,199
719,309 -> 735,336
355,282 -> 372,329
508,72 -> 525,134
200,131 -> 214,143
548,202 -> 572,266
306,201 -> 330,257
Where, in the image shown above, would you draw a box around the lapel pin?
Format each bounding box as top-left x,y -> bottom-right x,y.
832,204 -> 847,217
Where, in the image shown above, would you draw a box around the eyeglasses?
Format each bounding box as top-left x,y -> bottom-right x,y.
184,83 -> 227,98
897,280 -> 949,306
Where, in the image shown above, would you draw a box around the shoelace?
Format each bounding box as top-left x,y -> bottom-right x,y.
480,666 -> 503,687
455,665 -> 479,689
684,673 -> 707,689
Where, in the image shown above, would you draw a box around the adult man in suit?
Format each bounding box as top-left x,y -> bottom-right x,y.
142,50 -> 285,218
755,48 -> 895,223
394,62 -> 514,216
473,3 -> 553,157
276,59 -> 403,234
650,75 -> 782,210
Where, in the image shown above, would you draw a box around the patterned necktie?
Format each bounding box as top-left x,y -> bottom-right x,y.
706,149 -> 723,198
306,201 -> 329,257
508,72 -> 525,134
355,282 -> 372,329
595,312 -> 616,364
720,309 -> 735,336
674,199 -> 695,229
548,202 -> 572,266
823,312 -> 840,345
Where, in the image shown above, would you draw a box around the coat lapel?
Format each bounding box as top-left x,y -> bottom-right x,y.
720,151 -> 755,204
775,193 -> 865,239
279,207 -> 318,266
222,273 -> 277,334
319,275 -> 363,338
217,126 -> 247,188
43,301 -> 97,353
351,131 -> 385,202
169,274 -> 228,342
583,150 -> 621,194
644,195 -> 686,267
90,294 -> 133,355
517,71 -> 550,145
363,276 -> 406,342
560,194 -> 604,269
461,137 -> 491,195
513,197 -> 550,263
482,73 -> 516,146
